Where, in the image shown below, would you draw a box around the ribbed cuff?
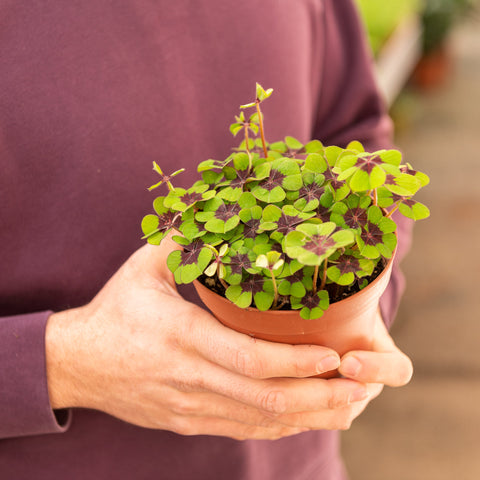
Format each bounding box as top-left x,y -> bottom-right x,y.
0,311 -> 71,439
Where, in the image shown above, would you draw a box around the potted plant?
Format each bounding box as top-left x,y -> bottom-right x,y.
141,84 -> 429,365
413,0 -> 476,88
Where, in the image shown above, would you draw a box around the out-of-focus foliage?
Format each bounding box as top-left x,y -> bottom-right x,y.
355,0 -> 420,55
421,0 -> 478,53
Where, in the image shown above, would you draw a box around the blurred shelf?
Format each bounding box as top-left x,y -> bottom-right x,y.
374,14 -> 423,106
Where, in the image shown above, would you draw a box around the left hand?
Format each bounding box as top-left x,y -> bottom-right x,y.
265,310 -> 413,432
338,310 -> 413,388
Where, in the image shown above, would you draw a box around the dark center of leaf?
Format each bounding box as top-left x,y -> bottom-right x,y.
361,222 -> 383,246
356,155 -> 382,174
240,275 -> 265,295
158,211 -> 182,232
180,191 -> 204,206
298,183 -> 324,202
323,168 -> 343,190
230,169 -> 251,188
315,204 -> 331,222
336,256 -> 361,275
180,240 -> 205,266
403,198 -> 416,207
259,169 -> 286,191
229,253 -> 252,275
277,213 -> 305,235
344,207 -> 368,228
215,203 -> 241,221
301,292 -> 320,309
243,218 -> 261,239
303,235 -> 336,256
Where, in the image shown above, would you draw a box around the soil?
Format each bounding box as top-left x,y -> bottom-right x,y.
198,259 -> 386,309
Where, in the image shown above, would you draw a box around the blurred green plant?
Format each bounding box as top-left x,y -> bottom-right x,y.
421,0 -> 477,53
355,0 -> 420,55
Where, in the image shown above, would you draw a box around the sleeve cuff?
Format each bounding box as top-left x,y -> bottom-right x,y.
0,311 -> 71,439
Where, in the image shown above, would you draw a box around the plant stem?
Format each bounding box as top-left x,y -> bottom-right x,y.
270,271 -> 279,308
319,260 -> 328,291
385,204 -> 399,218
244,124 -> 253,172
219,276 -> 229,291
373,188 -> 378,206
312,265 -> 319,294
255,102 -> 268,158
244,124 -> 250,154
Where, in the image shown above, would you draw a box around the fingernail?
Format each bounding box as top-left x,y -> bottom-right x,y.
317,355 -> 340,374
341,357 -> 362,377
349,388 -> 369,403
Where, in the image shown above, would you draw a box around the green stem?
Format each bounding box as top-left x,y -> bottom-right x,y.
244,124 -> 253,172
244,124 -> 250,153
270,271 -> 279,308
319,260 -> 328,291
255,102 -> 268,158
385,204 -> 399,218
219,275 -> 229,291
312,265 -> 319,294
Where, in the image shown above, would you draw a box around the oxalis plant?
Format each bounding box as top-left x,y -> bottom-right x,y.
141,84 -> 430,320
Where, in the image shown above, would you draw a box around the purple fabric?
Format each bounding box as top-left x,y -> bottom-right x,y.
0,0 -> 409,478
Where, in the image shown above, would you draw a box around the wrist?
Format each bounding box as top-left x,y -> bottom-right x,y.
45,307 -> 85,410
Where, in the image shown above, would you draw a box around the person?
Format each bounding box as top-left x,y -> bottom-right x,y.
0,1 -> 413,478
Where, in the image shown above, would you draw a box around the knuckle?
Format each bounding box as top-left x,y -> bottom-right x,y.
171,394 -> 197,416
327,389 -> 349,410
234,348 -> 263,378
256,388 -> 287,414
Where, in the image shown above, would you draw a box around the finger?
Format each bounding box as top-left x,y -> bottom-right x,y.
169,413 -> 306,440
186,307 -> 341,379
179,360 -> 369,415
338,350 -> 413,387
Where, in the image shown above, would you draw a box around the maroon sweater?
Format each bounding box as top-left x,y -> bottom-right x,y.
0,1 -> 411,478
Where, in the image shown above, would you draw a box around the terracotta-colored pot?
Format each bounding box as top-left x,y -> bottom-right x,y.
194,252 -> 395,361
412,44 -> 452,90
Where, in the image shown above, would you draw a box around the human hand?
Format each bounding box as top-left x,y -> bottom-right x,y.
337,309 -> 414,411
45,240 -> 377,440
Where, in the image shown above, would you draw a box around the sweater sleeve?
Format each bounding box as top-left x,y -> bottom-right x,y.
0,311 -> 71,439
313,0 -> 414,327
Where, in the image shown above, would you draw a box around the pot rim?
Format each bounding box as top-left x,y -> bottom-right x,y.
194,247 -> 396,316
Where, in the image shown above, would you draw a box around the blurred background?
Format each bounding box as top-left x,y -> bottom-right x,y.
342,1 -> 480,478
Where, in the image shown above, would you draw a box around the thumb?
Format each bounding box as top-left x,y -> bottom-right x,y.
134,233 -> 182,282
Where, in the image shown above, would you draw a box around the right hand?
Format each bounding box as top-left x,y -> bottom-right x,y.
46,240 -> 371,440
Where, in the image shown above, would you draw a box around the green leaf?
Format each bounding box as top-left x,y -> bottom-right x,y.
238,192 -> 257,209
346,140 -> 365,152
380,149 -> 402,166
285,136 -> 303,150
230,123 -> 243,136
369,165 -> 387,189
254,291 -> 274,311
141,214 -> 159,236
233,152 -> 250,171
349,169 -> 370,191
256,83 -> 273,102
262,204 -> 282,222
167,250 -> 182,274
251,185 -> 286,203
205,218 -> 226,233
327,266 -> 355,286
304,140 -> 324,153
217,187 -> 242,202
